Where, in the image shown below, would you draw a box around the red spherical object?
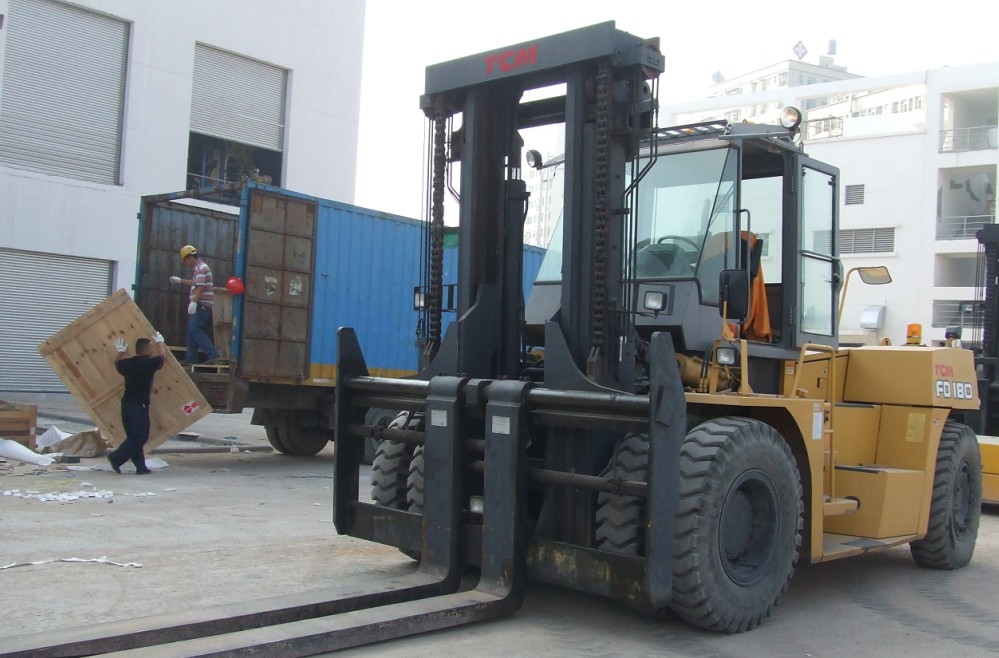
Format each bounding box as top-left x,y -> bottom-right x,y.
226,277 -> 245,295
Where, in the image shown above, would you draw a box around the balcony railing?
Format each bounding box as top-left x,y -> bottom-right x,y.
939,125 -> 998,152
932,300 -> 982,328
936,214 -> 995,240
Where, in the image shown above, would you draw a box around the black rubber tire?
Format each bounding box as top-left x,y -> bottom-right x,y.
595,434 -> 649,555
279,412 -> 329,456
910,420 -> 982,570
371,439 -> 413,509
672,417 -> 803,633
265,425 -> 290,454
407,444 -> 425,513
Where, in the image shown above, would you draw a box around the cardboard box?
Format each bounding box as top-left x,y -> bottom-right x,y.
0,401 -> 37,450
36,289 -> 212,452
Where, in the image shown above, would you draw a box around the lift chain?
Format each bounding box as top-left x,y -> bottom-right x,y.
590,61 -> 611,355
428,100 -> 447,348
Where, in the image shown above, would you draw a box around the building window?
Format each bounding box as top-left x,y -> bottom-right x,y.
778,72 -> 788,86
187,44 -> 288,189
845,184 -> 865,205
0,0 -> 129,185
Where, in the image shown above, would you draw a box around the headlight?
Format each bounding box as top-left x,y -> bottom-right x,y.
716,346 -> 737,365
644,290 -> 666,313
779,106 -> 802,130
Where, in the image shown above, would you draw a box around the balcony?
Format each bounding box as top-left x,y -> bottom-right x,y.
936,214 -> 995,240
939,125 -> 998,153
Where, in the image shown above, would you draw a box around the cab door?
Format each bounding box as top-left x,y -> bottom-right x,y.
795,157 -> 840,348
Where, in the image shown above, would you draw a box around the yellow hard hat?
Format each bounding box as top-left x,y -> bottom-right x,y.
179,245 -> 198,261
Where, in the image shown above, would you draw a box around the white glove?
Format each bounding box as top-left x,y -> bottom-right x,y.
152,331 -> 164,343
188,301 -> 198,315
114,338 -> 127,353
169,276 -> 182,284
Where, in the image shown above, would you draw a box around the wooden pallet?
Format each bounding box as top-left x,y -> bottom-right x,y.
36,289 -> 213,450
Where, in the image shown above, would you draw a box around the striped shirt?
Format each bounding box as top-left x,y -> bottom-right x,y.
190,259 -> 214,308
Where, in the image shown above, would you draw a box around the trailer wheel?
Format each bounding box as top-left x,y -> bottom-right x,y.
910,420 -> 981,570
672,417 -> 802,633
278,412 -> 329,456
595,434 -> 649,555
265,425 -> 290,454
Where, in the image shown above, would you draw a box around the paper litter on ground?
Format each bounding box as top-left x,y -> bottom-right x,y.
0,556 -> 142,571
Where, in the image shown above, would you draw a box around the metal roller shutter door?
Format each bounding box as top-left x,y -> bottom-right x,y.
191,44 -> 287,152
0,248 -> 113,392
0,0 -> 129,185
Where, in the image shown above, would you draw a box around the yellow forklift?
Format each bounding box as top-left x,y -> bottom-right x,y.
6,21 -> 983,656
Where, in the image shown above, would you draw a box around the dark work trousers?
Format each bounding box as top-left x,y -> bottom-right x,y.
186,304 -> 219,363
110,400 -> 151,472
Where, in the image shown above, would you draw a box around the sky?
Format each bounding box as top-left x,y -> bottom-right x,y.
354,0 -> 999,218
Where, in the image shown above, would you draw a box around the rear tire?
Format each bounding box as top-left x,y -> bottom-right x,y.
595,434 -> 649,555
910,420 -> 981,570
672,417 -> 802,633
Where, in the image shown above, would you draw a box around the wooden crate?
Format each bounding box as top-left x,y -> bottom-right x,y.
0,401 -> 37,450
37,289 -> 212,451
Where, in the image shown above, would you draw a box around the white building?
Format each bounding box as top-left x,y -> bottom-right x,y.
0,0 -> 365,390
664,60 -> 999,348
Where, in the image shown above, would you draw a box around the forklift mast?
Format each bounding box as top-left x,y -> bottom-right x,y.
417,21 -> 663,392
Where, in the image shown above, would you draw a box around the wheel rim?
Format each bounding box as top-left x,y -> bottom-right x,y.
953,458 -> 973,537
719,469 -> 781,586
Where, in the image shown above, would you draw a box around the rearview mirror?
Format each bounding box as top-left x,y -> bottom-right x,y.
719,269 -> 749,321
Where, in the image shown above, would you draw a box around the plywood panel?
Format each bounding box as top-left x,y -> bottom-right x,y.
37,289 -> 212,451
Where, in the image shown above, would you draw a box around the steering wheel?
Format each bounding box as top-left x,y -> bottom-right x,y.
656,235 -> 700,251
636,236 -> 699,277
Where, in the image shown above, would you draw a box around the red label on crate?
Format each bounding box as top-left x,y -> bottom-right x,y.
183,401 -> 200,415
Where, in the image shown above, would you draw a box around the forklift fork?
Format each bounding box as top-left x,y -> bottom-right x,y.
2,330 -> 530,657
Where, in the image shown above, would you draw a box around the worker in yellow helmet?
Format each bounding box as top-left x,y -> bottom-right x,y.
169,245 -> 221,365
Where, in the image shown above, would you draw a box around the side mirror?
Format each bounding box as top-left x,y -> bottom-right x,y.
719,269 -> 749,321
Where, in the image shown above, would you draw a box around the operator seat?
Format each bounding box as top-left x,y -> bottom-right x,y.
699,231 -> 772,342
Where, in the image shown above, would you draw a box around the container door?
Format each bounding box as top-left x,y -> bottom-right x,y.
240,191 -> 315,380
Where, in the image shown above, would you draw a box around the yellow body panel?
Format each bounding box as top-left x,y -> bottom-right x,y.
823,467 -> 925,538
829,404 -> 880,466
843,346 -> 978,410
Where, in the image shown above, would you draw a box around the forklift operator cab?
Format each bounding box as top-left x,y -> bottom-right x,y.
528,115 -> 842,391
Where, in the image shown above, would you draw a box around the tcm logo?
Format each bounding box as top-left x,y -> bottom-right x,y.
485,45 -> 537,75
934,364 -> 955,378
935,380 -> 974,400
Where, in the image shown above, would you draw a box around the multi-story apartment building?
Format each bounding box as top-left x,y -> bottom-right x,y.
0,0 -> 365,390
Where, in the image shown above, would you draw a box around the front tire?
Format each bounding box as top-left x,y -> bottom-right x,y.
595,434 -> 649,555
910,420 -> 981,569
672,417 -> 803,633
